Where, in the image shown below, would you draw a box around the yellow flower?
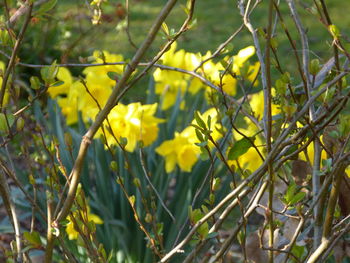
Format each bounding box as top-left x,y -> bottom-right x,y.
249,89 -> 280,121
202,46 -> 259,98
156,108 -> 222,173
232,46 -> 256,72
299,136 -> 328,165
156,127 -> 201,173
83,50 -> 125,89
47,67 -> 73,98
57,81 -> 85,125
66,205 -> 103,240
54,51 -> 122,124
100,102 -> 164,152
153,42 -> 204,110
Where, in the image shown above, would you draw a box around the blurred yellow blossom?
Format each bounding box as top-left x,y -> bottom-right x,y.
99,102 -> 164,152
50,51 -> 123,124
83,50 -> 124,88
47,67 -> 73,98
202,46 -> 259,97
299,136 -> 328,165
57,81 -> 85,125
156,108 -> 222,173
153,42 -> 203,110
154,44 -> 259,109
249,89 -> 281,121
66,205 -> 103,240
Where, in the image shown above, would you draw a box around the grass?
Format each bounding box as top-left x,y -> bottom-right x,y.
54,0 -> 350,58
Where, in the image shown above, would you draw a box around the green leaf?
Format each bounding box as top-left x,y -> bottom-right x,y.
107,71 -> 119,81
194,111 -> 206,130
228,137 -> 255,160
161,22 -> 169,36
49,80 -> 64,87
195,129 -> 204,142
329,24 -> 340,39
0,113 -> 9,133
207,115 -> 212,130
23,231 -> 42,247
35,0 -> 58,16
40,60 -> 58,85
285,183 -> 297,202
195,141 -> 207,147
291,244 -> 305,259
289,191 -> 306,205
309,59 -> 320,75
30,76 -> 41,90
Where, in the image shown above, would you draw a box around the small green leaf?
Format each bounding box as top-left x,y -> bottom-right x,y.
41,60 -> 58,85
194,111 -> 206,130
329,24 -> 340,39
195,129 -> 204,142
0,113 -> 13,134
49,80 -> 64,87
309,59 -> 320,76
129,195 -> 135,207
107,71 -> 119,81
195,141 -> 208,147
228,137 -> 255,160
23,231 -> 42,247
35,0 -> 58,16
207,115 -> 212,130
30,76 -> 41,90
270,37 -> 278,49
161,22 -> 169,36
285,183 -> 297,202
110,161 -> 118,171
289,192 -> 306,205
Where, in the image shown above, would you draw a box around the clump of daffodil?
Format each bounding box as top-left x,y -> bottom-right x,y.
202,46 -> 260,97
153,42 -> 203,110
49,50 -> 124,123
153,44 -> 260,110
98,102 -> 164,152
156,108 -> 222,173
49,51 -> 164,151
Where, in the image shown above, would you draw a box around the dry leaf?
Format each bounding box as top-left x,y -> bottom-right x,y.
292,160 -> 312,186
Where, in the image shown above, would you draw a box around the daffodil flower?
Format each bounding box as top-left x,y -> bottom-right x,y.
156,108 -> 222,173
99,102 -> 164,152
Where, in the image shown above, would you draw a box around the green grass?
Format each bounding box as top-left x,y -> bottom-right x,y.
54,0 -> 350,58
